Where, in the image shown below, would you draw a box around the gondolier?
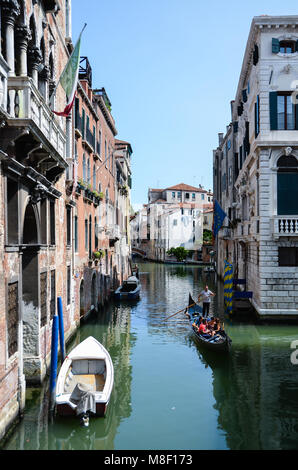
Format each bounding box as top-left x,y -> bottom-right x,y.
198,285 -> 215,318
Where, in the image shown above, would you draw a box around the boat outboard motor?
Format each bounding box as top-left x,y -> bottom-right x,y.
69,382 -> 96,427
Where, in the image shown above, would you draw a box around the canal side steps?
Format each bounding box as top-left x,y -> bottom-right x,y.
232,279 -> 254,316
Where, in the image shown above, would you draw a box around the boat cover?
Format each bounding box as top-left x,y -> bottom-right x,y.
69,382 -> 96,416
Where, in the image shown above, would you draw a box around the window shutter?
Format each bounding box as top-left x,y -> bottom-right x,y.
272,38 -> 280,53
253,44 -> 259,65
242,89 -> 248,103
296,39 -> 298,52
269,92 -> 278,130
233,121 -> 238,133
255,95 -> 260,137
295,100 -> 298,130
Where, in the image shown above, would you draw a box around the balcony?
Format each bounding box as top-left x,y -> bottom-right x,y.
6,76 -> 66,175
272,216 -> 298,238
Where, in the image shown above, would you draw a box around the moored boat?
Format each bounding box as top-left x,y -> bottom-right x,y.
56,336 -> 114,418
114,275 -> 141,300
186,294 -> 232,353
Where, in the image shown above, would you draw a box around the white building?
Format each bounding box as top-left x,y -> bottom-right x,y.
214,15 -> 298,319
132,184 -> 209,262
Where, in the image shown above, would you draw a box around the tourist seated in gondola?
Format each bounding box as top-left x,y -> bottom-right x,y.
192,316 -> 202,332
198,319 -> 212,337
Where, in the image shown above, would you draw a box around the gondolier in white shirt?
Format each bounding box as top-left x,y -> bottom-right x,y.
198,285 -> 215,318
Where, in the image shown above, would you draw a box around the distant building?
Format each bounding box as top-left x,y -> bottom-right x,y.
131,184 -> 213,262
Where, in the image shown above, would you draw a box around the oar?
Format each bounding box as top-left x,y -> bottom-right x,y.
165,303 -> 196,321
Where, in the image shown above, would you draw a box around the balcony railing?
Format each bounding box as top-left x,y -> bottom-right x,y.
273,216 -> 298,237
7,76 -> 66,161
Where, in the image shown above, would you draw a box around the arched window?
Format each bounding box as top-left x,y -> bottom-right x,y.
277,155 -> 298,215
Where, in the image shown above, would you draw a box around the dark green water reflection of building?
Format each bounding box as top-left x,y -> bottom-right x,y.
2,262 -> 298,450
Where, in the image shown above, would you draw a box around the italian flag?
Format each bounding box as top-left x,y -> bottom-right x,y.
53,25 -> 86,117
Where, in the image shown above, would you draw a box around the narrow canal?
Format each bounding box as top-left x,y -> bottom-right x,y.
2,262 -> 298,450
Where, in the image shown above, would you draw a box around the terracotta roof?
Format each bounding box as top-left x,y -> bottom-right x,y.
165,183 -> 207,192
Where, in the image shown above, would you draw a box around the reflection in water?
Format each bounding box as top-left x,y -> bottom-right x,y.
2,262 -> 298,450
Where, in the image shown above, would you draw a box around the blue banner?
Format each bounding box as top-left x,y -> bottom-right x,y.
213,200 -> 227,238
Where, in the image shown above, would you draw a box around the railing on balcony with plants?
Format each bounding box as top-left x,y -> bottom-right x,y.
273,216 -> 298,236
76,179 -> 104,205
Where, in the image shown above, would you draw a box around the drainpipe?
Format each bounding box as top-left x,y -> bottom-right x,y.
65,0 -> 72,40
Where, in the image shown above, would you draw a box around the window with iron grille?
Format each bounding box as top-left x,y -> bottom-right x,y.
40,272 -> 48,327
7,282 -> 18,357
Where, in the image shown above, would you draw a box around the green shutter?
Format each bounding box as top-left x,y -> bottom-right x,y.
269,92 -> 278,130
277,173 -> 298,215
296,39 -> 298,52
272,38 -> 280,53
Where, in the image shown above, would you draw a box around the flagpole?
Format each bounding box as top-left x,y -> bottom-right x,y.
49,23 -> 87,109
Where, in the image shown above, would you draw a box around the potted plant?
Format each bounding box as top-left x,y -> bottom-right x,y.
119,185 -> 128,197
93,249 -> 105,260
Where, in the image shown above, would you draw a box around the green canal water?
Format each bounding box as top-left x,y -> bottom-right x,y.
2,262 -> 298,450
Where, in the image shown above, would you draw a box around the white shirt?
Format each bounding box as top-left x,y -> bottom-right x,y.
199,290 -> 214,303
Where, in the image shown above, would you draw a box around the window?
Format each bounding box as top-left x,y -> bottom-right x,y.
7,281 -> 18,357
98,129 -> 101,156
93,163 -> 96,189
173,219 -> 177,226
185,193 -> 190,199
201,193 -> 205,200
85,219 -> 88,251
66,206 -> 71,246
50,270 -> 56,320
83,154 -> 86,181
255,95 -> 260,137
172,192 -> 175,198
177,191 -> 181,199
94,216 -> 98,249
277,155 -> 298,215
74,215 -> 78,252
87,158 -> 90,183
278,93 -> 295,130
192,193 -> 195,200
105,140 -> 107,167
50,200 -> 55,245
82,108 -> 85,139
270,91 -> 298,130
40,272 -> 47,327
278,247 -> 298,266
67,266 -> 71,305
272,38 -> 297,54
7,178 -> 19,244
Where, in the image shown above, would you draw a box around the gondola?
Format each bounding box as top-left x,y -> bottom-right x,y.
185,294 -> 232,353
114,276 -> 141,300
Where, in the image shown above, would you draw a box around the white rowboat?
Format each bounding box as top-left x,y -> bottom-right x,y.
56,336 -> 114,417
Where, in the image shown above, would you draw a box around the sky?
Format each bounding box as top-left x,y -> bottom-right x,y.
72,0 -> 298,209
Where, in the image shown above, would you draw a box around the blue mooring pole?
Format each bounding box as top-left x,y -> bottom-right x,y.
49,314 -> 59,411
57,296 -> 65,363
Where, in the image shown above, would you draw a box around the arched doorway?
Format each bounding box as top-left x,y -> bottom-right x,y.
21,202 -> 40,382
